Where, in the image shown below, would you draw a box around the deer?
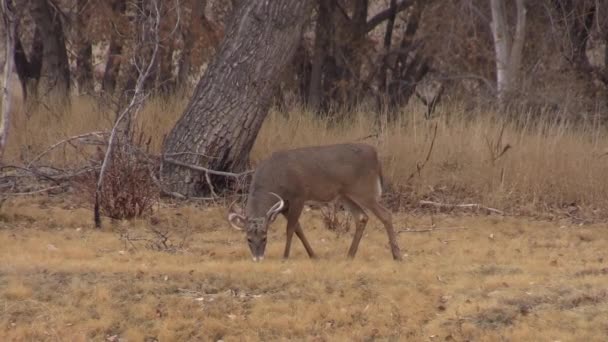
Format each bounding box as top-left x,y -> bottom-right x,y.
227,143 -> 403,262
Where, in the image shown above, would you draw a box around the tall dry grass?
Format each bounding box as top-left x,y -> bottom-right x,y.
5,96 -> 608,217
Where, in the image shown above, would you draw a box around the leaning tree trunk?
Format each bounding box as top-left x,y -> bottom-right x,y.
162,0 -> 314,196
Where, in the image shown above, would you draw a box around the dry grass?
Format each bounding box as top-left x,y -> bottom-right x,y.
1,196 -> 608,341
5,96 -> 608,219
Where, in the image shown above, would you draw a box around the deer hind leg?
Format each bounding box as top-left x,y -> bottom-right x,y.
342,196 -> 369,259
282,200 -> 304,259
367,201 -> 402,261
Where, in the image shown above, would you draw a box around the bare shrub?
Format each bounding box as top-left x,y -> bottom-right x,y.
75,133 -> 159,221
320,202 -> 351,235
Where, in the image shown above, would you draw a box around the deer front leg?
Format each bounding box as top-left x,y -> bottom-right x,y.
283,201 -> 304,259
294,222 -> 316,258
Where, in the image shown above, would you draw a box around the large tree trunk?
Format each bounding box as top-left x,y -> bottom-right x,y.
1,0 -> 16,160
307,0 -> 332,111
102,0 -> 126,95
28,0 -> 70,102
75,0 -> 93,94
176,0 -> 206,91
490,0 -> 526,105
162,0 -> 314,196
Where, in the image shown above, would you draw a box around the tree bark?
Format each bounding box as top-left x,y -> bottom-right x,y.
162,0 -> 314,196
490,0 -> 509,103
176,0 -> 206,91
102,0 -> 126,94
307,0 -> 332,111
490,0 -> 526,105
75,0 -> 93,94
28,0 -> 70,102
1,0 -> 16,160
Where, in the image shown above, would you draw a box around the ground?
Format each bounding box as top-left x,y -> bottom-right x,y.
0,197 -> 607,341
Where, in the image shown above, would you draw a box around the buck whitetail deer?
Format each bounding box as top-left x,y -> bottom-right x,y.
227,143 -> 402,262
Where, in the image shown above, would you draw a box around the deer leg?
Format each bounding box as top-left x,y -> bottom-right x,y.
294,222 -> 317,258
368,201 -> 402,261
283,201 -> 304,259
342,197 -> 369,259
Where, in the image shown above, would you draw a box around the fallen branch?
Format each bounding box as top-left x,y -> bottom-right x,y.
399,226 -> 468,233
163,157 -> 253,178
419,200 -> 504,215
27,131 -> 108,168
4,185 -> 64,196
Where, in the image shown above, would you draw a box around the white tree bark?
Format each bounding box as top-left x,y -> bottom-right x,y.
0,0 -> 15,161
490,0 -> 526,105
508,0 -> 526,87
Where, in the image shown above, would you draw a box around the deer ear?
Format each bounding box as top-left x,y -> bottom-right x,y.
227,212 -> 246,230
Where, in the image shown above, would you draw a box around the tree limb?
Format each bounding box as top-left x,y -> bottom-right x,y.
366,0 -> 415,33
163,158 -> 253,178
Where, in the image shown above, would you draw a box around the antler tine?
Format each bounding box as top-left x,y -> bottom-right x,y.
266,192 -> 285,218
228,197 -> 243,214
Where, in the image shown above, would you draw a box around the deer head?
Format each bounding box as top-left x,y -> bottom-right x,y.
227,192 -> 285,262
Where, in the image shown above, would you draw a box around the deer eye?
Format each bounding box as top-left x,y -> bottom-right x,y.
247,238 -> 253,244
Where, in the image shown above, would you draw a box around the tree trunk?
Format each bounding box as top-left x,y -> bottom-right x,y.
102,0 -> 126,95
307,0 -> 332,111
28,0 -> 70,102
75,0 -> 93,94
162,0 -> 314,196
490,0 -> 526,105
1,0 -> 16,160
176,0 -> 206,91
490,0 -> 509,103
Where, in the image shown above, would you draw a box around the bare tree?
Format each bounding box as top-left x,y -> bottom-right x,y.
162,0 -> 314,196
490,0 -> 526,105
0,0 -> 15,160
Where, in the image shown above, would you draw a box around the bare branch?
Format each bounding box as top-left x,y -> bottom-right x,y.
163,157 -> 253,178
399,226 -> 469,233
406,123 -> 438,182
95,0 -> 162,228
366,0 -> 415,33
27,131 -> 108,168
419,200 -> 504,215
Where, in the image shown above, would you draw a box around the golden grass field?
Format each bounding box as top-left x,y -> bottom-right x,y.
2,97 -> 608,340
1,195 -> 608,341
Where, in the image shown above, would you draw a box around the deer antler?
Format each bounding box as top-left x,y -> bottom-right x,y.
266,192 -> 285,221
227,198 -> 245,230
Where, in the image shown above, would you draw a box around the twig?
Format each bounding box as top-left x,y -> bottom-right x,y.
406,123 -> 438,182
204,171 -> 218,197
419,200 -> 504,215
26,131 -> 108,168
399,226 -> 468,233
163,157 -> 253,178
